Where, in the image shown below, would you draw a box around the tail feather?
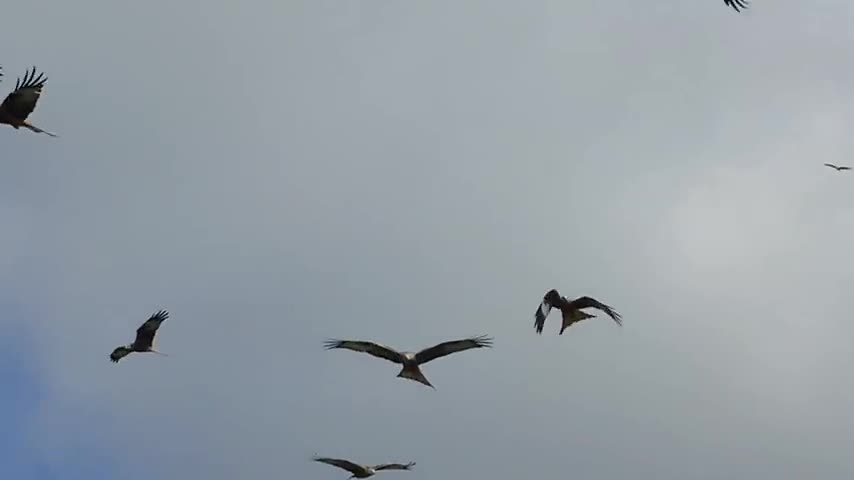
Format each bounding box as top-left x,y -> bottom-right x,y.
397,366 -> 435,389
23,122 -> 57,137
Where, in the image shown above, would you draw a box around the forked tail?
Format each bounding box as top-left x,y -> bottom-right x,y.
397,366 -> 435,389
24,122 -> 58,137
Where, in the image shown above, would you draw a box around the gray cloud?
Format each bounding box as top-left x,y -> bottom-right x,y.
2,0 -> 854,478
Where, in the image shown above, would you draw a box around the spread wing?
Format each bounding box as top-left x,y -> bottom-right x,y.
373,462 -> 415,472
724,0 -> 749,12
323,339 -> 405,364
0,67 -> 47,122
535,289 -> 565,334
313,457 -> 367,476
133,310 -> 169,350
567,296 -> 622,326
839,166 -> 852,171
534,299 -> 554,334
109,346 -> 133,363
415,335 -> 493,364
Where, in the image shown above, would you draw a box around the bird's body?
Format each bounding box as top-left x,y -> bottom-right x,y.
110,310 -> 169,363
323,336 -> 493,389
0,66 -> 57,137
724,0 -> 749,11
824,163 -> 851,172
534,289 -> 622,335
313,457 -> 415,478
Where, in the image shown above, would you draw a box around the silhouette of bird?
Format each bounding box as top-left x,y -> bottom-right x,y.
724,0 -> 749,12
312,456 -> 415,478
323,335 -> 493,389
0,66 -> 57,137
824,163 -> 851,172
110,310 -> 169,363
534,289 -> 622,335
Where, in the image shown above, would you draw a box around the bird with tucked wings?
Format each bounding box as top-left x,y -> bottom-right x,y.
110,310 -> 169,363
0,66 -> 57,137
313,456 -> 415,478
824,163 -> 851,172
534,289 -> 622,335
724,0 -> 749,12
323,335 -> 493,389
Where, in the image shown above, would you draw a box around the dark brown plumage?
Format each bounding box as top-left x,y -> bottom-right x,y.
110,310 -> 169,363
824,163 -> 851,172
313,457 -> 415,478
724,0 -> 749,12
0,66 -> 57,137
534,289 -> 622,335
323,335 -> 493,389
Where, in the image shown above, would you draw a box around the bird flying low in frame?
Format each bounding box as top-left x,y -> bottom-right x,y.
0,66 -> 57,137
724,0 -> 749,12
312,456 -> 415,478
110,310 -> 170,363
824,163 -> 851,172
534,289 -> 622,335
323,335 -> 493,389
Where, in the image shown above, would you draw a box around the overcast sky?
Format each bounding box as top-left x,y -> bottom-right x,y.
3,1 -> 854,479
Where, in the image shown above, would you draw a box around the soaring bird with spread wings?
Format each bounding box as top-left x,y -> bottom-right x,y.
724,0 -> 749,12
110,310 -> 169,363
323,335 -> 493,389
534,289 -> 622,335
0,66 -> 57,137
313,456 -> 415,478
824,163 -> 851,172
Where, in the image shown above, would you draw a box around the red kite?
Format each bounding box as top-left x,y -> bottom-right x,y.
323,335 -> 493,389
535,289 -> 622,335
0,66 -> 57,137
110,310 -> 169,363
312,457 -> 415,478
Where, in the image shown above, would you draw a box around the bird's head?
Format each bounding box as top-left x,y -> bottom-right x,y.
544,289 -> 561,304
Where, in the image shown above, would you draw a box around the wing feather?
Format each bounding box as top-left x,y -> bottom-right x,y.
567,296 -> 622,326
133,310 -> 169,350
373,462 -> 415,471
534,300 -> 552,334
535,289 -> 565,334
0,67 -> 47,121
724,0 -> 749,12
323,339 -> 405,364
414,335 -> 493,364
313,457 -> 368,475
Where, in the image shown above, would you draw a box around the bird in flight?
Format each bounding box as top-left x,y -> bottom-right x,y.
824,163 -> 851,172
724,0 -> 749,12
312,456 -> 415,478
0,66 -> 57,137
534,289 -> 622,335
323,335 -> 493,389
110,310 -> 170,363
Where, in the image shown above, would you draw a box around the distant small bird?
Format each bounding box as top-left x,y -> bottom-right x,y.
0,66 -> 57,137
824,163 -> 851,172
313,456 -> 415,478
110,310 -> 169,363
323,335 -> 493,389
534,289 -> 622,335
724,0 -> 749,12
